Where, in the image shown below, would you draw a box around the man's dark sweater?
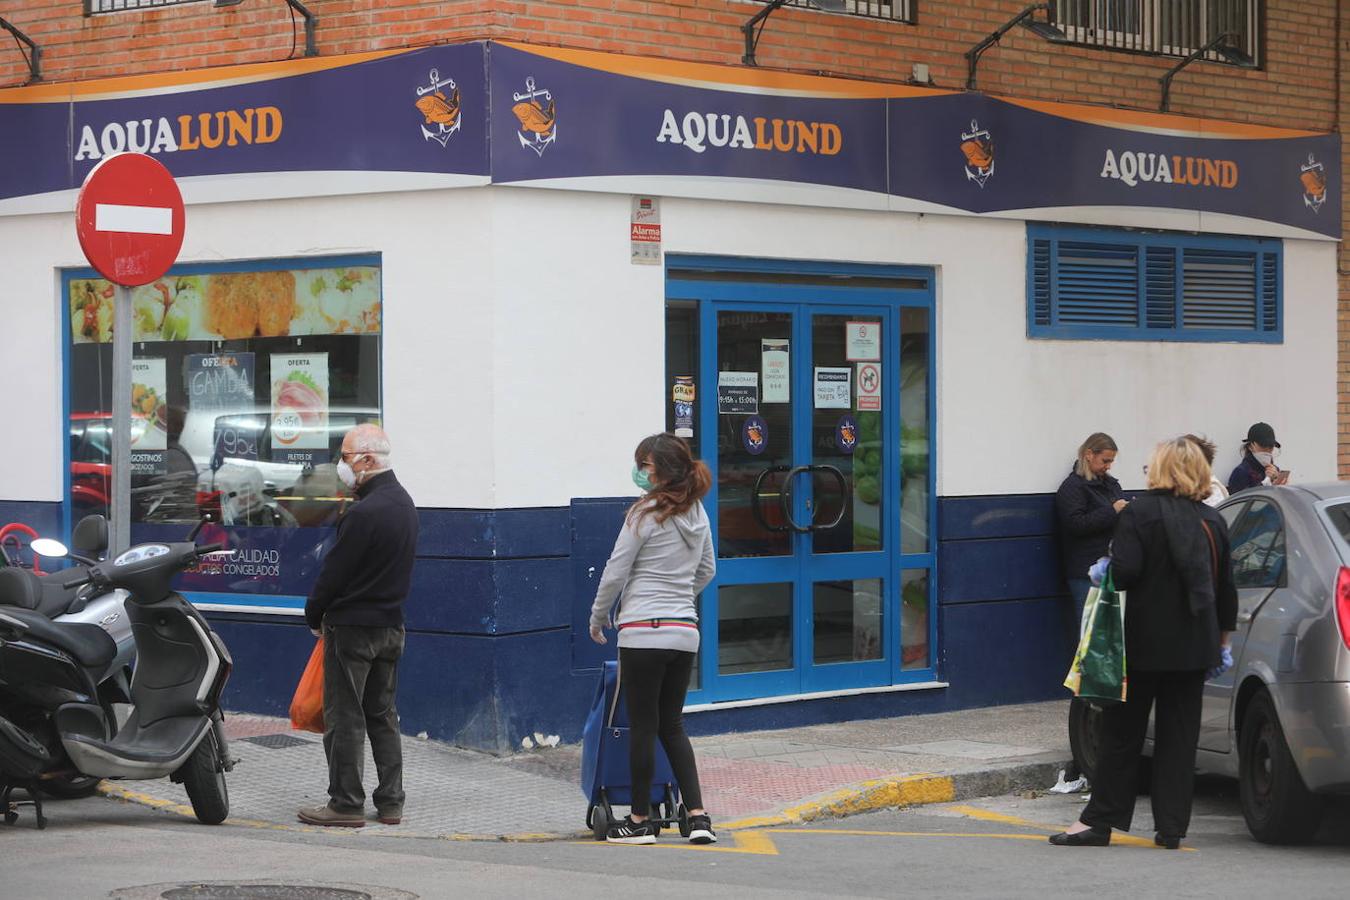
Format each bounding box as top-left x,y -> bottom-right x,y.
305,470 -> 419,630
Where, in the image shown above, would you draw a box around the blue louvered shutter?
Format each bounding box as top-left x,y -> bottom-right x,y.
1260,251 -> 1280,333
1028,224 -> 1281,342
1031,238 -> 1052,326
1145,246 -> 1177,330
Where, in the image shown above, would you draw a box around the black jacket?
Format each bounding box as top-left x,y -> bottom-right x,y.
305,470 -> 419,630
1227,453 -> 1266,495
1055,467 -> 1124,582
1109,491 -> 1239,672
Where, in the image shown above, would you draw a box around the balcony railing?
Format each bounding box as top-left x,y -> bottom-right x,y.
85,0 -> 206,14
1048,0 -> 1261,65
770,1 -> 917,26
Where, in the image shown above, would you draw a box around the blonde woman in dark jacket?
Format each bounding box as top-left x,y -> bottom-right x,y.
1050,437 -> 1238,850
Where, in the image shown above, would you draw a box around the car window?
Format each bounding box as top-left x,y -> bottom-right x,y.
1322,502 -> 1350,546
1228,499 -> 1287,589
1219,501 -> 1247,531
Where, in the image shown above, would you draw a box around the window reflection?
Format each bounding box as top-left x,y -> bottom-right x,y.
718,583 -> 792,674
814,578 -> 883,664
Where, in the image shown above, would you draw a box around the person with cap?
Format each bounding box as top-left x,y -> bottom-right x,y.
1226,422 -> 1287,496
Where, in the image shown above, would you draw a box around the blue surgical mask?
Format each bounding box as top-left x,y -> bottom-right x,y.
632,465 -> 654,493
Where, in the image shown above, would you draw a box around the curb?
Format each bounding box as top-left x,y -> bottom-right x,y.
720,759 -> 1068,830
98,757 -> 1069,842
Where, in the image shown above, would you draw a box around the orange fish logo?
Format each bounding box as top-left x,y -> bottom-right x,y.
1300,154 -> 1327,212
511,76 -> 556,156
415,69 -> 461,148
960,119 -> 995,188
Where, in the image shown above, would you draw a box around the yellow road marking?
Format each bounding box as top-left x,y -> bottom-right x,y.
576,828 -> 780,855
942,804 -> 1193,851
721,773 -> 956,830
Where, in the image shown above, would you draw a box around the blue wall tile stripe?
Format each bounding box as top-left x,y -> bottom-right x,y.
938,494 -> 1057,541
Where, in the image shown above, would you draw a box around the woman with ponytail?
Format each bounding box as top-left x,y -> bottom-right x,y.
588,432 -> 717,845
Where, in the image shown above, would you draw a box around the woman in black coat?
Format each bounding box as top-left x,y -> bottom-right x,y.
1052,432 -> 1126,790
1056,432 -> 1127,621
1050,437 -> 1238,850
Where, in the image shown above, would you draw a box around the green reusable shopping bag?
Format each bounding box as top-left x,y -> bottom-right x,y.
1063,569 -> 1128,703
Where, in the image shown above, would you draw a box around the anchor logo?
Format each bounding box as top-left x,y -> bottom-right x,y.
960,119 -> 995,188
1300,154 -> 1327,213
511,76 -> 556,156
414,68 -> 462,148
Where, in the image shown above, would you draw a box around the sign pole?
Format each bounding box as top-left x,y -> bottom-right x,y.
110,284 -> 133,556
75,152 -> 186,554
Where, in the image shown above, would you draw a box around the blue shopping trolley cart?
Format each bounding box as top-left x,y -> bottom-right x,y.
581,659 -> 690,841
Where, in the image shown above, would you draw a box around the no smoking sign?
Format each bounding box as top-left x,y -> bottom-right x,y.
856,362 -> 881,410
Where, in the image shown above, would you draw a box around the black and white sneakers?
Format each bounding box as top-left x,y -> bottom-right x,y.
605,813 -> 718,845
687,814 -> 717,844
606,815 -> 660,844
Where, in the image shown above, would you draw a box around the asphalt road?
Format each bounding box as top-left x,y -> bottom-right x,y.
2,777 -> 1347,899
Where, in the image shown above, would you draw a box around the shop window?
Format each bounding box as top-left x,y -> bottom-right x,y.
64,255 -> 382,601
1027,224 -> 1280,343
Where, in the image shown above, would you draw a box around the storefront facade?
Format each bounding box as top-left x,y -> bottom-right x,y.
0,39 -> 1340,751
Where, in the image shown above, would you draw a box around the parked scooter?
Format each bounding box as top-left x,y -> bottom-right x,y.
0,521 -> 234,827
0,515 -> 136,800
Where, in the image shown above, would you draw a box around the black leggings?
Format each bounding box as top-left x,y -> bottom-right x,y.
619,647 -> 704,816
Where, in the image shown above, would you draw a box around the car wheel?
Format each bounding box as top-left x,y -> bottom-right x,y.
1238,689 -> 1324,844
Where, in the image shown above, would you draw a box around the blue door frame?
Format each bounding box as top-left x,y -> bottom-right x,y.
666,256 -> 937,705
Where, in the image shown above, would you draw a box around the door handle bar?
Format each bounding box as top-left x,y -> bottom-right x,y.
751,465 -> 794,533
780,465 -> 852,534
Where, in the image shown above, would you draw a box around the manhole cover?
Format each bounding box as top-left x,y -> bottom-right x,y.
110,884 -> 416,900
163,889 -> 369,900
241,733 -> 313,749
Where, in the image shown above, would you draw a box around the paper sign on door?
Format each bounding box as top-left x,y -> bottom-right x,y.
718,371 -> 759,415
846,321 -> 881,361
856,362 -> 881,410
762,339 -> 790,403
814,367 -> 851,409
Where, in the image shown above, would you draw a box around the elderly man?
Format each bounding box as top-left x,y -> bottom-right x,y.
298,424 -> 419,828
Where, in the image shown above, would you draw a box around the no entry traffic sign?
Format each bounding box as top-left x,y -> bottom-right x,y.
75,153 -> 185,287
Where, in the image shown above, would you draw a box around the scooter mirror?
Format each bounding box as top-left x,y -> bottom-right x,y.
30,538 -> 70,558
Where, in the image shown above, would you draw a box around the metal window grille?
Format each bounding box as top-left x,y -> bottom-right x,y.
767,1 -> 917,25
1028,224 -> 1281,342
1049,0 -> 1260,64
85,0 -> 208,14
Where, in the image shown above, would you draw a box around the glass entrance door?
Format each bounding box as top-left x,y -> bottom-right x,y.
698,301 -> 909,701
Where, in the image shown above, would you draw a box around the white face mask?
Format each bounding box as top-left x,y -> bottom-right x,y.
1253,451 -> 1274,467
336,459 -> 359,489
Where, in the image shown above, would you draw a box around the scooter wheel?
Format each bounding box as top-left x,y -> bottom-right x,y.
177,732 -> 229,825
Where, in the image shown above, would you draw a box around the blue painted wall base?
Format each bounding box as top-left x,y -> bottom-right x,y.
1,493 -> 1076,754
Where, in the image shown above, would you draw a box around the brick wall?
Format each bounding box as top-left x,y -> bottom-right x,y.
1338,10 -> 1349,477
0,2 -> 1336,131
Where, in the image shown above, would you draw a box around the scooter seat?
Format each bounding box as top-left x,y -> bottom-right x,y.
0,605 -> 116,669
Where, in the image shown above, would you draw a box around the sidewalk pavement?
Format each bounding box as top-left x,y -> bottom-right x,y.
98,699 -> 1076,840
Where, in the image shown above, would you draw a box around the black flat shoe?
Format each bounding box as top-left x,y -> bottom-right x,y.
1048,827 -> 1111,846
1154,833 -> 1181,849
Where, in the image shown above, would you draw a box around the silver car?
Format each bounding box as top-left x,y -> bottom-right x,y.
1074,482 -> 1350,844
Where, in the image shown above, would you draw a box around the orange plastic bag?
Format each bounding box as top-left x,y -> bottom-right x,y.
289,638 -> 325,733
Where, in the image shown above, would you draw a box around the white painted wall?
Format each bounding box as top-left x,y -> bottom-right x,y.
0,186 -> 1338,510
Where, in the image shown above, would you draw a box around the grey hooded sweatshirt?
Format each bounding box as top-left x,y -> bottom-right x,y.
588,499 -> 715,653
